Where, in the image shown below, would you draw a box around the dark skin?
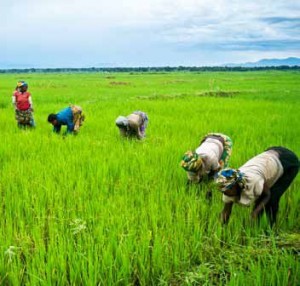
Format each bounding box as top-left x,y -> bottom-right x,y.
220,182 -> 271,224
251,184 -> 271,219
19,86 -> 28,93
50,119 -> 59,127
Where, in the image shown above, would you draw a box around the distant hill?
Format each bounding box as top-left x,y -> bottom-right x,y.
225,57 -> 300,67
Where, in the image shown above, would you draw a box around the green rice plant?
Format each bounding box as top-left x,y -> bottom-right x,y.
0,71 -> 299,285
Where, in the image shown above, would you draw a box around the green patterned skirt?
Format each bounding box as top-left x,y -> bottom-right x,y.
15,109 -> 34,126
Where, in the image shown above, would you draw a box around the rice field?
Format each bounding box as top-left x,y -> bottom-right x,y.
0,71 -> 299,285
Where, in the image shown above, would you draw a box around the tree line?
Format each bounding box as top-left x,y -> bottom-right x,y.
0,65 -> 299,73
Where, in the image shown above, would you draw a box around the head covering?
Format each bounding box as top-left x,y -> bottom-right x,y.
215,168 -> 246,192
181,151 -> 203,172
115,116 -> 128,127
17,81 -> 28,88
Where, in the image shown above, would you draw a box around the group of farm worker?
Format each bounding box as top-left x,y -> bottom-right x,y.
13,81 -> 148,138
181,133 -> 299,227
13,81 -> 85,134
12,81 -> 299,227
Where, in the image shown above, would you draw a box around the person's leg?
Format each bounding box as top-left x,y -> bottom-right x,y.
15,110 -> 22,128
265,166 -> 299,226
264,147 -> 299,226
18,111 -> 28,129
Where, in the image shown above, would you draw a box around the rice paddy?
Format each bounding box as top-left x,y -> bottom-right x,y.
0,71 -> 299,285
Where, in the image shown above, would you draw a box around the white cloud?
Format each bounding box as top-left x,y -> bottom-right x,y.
0,0 -> 299,67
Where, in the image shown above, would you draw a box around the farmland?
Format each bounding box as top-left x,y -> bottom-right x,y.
0,71 -> 299,285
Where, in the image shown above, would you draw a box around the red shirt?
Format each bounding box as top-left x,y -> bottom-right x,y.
13,91 -> 31,110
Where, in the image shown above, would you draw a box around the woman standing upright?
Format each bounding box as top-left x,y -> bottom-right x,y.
12,81 -> 35,128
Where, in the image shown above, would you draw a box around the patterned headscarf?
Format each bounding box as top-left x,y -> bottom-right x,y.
215,168 -> 246,192
181,151 -> 203,172
17,81 -> 28,88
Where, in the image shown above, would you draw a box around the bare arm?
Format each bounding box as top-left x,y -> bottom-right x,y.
221,202 -> 233,224
12,96 -> 16,109
251,183 -> 271,219
28,96 -> 33,110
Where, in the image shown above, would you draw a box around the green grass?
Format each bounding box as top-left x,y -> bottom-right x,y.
0,71 -> 299,285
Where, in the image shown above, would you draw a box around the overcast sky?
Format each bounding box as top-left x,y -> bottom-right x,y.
1,0 -> 299,68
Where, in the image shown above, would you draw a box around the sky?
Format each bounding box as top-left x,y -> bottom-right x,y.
1,0 -> 300,68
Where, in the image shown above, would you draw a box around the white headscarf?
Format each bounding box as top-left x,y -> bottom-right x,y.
115,116 -> 128,127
